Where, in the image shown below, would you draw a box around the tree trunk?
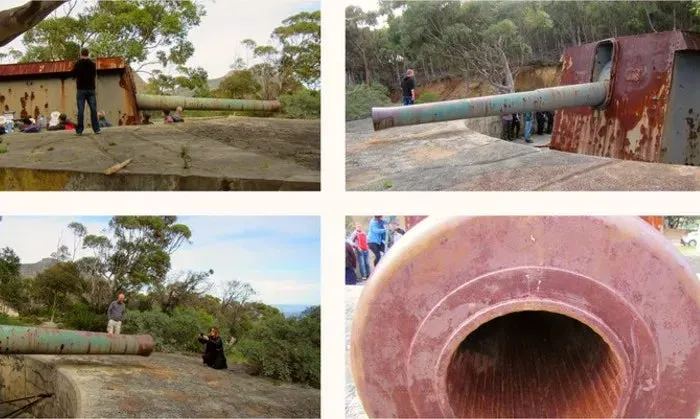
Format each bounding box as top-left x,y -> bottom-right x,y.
0,1 -> 66,47
643,4 -> 658,33
361,50 -> 371,85
50,294 -> 57,323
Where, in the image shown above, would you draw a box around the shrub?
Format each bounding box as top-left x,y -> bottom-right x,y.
236,306 -> 320,388
280,89 -> 321,119
346,83 -> 391,120
415,92 -> 441,104
122,308 -> 217,352
62,302 -> 106,332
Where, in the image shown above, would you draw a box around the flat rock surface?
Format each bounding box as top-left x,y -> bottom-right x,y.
346,118 -> 700,191
0,116 -> 319,190
35,352 -> 320,418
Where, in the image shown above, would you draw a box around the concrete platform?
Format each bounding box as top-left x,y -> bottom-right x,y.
0,117 -> 320,191
0,352 -> 320,418
346,119 -> 700,191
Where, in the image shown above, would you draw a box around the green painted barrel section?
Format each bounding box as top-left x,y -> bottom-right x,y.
372,81 -> 608,131
0,325 -> 154,356
136,94 -> 281,112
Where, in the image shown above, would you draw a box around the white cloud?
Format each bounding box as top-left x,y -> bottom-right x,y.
0,216 -> 320,305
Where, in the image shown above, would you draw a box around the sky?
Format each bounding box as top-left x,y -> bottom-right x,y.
2,0 -> 320,79
0,216 -> 321,306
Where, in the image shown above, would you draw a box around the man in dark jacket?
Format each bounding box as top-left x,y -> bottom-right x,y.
401,69 -> 416,105
198,327 -> 227,369
71,48 -> 100,136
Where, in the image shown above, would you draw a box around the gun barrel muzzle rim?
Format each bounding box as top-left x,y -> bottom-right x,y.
351,216 -> 700,418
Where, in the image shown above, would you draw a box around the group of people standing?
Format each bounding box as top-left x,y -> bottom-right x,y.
501,111 -> 554,142
346,216 -> 405,285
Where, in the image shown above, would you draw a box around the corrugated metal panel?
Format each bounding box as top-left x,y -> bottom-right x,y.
0,57 -> 127,77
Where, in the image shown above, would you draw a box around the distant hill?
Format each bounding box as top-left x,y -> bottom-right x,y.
20,257 -> 57,278
272,304 -> 312,318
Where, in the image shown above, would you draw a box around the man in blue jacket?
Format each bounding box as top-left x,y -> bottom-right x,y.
368,216 -> 387,266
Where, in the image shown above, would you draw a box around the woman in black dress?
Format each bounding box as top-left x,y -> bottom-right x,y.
197,327 -> 228,370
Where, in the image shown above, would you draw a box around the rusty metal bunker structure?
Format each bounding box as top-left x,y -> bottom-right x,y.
351,216 -> 700,418
0,57 -> 280,127
371,31 -> 700,166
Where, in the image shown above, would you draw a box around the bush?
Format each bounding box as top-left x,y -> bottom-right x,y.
0,313 -> 25,326
237,307 -> 320,388
62,302 -> 106,332
280,89 -> 320,119
346,83 -> 391,121
122,308 -> 217,353
415,92 -> 441,104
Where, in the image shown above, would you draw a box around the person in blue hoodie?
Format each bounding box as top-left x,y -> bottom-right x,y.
368,216 -> 387,267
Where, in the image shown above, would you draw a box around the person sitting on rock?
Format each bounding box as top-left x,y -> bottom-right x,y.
197,327 -> 228,370
21,118 -> 40,133
163,107 -> 185,123
47,113 -> 75,131
97,110 -> 112,128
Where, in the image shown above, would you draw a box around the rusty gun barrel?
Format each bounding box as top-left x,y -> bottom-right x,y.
0,325 -> 154,356
371,81 -> 608,131
351,216 -> 700,417
135,94 -> 280,113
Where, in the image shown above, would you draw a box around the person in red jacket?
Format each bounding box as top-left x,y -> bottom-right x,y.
348,223 -> 371,280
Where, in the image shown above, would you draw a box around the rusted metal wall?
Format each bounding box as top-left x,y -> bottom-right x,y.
640,216 -> 664,232
0,57 -> 140,127
551,31 -> 700,165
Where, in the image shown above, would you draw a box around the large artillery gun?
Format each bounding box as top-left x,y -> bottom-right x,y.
372,31 -> 700,166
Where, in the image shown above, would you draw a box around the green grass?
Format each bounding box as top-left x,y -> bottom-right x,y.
0,145 -> 7,154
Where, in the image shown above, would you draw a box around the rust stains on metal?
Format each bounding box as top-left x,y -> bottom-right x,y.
0,57 -> 127,77
552,31 -> 700,165
351,216 -> 700,418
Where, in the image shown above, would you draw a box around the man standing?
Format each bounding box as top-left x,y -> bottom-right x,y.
107,293 -> 126,335
523,111 -> 534,144
348,223 -> 370,280
501,113 -> 513,141
401,69 -> 416,106
71,48 -> 100,136
368,216 -> 387,266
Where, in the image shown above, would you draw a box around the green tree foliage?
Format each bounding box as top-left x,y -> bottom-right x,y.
21,1 -> 205,68
280,89 -> 321,119
0,247 -> 23,309
155,269 -> 214,314
80,216 -> 192,294
217,10 -> 321,118
237,305 -> 321,388
18,1 -> 209,97
214,70 -> 261,99
273,11 -> 321,90
346,83 -> 391,120
32,261 -> 85,322
346,1 -> 700,95
123,307 -> 217,352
